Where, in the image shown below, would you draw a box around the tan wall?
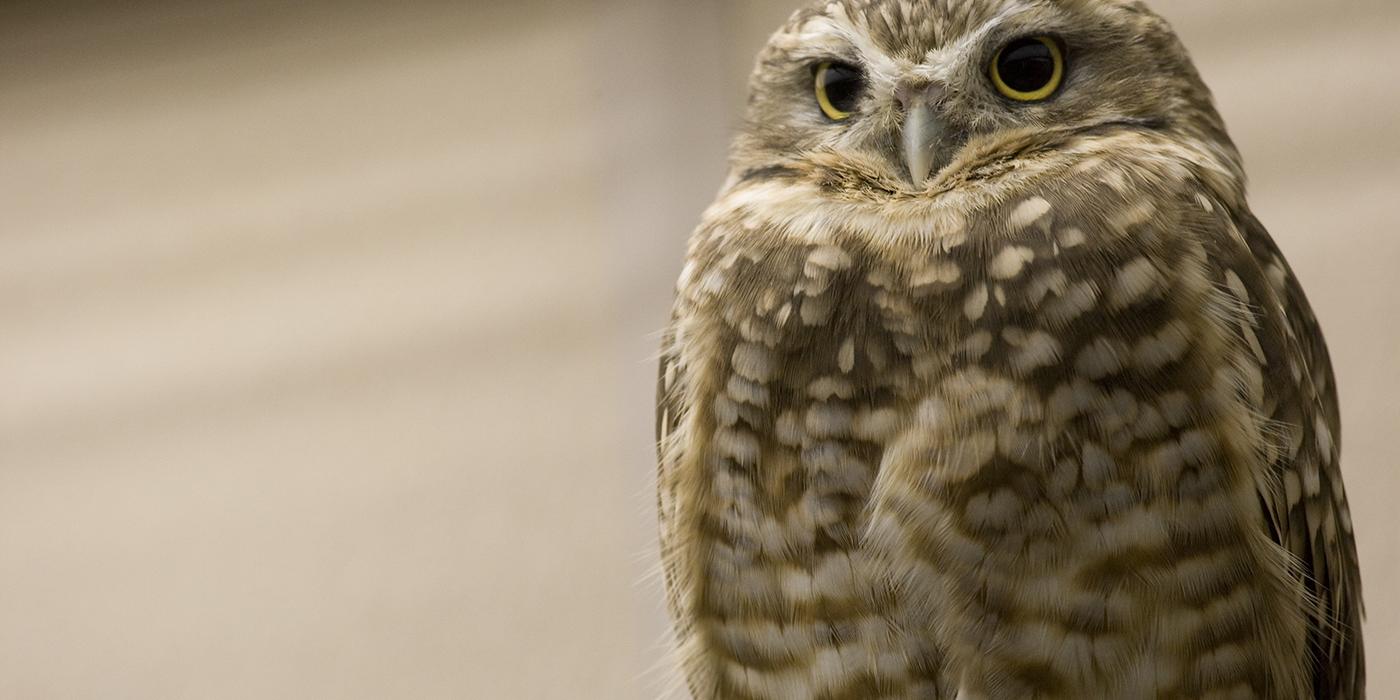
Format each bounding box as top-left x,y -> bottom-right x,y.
1,1 -> 1395,697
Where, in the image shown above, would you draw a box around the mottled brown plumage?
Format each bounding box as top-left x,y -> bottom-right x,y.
657,1 -> 1363,697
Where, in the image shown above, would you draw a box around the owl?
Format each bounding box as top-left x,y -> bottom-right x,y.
655,0 -> 1363,698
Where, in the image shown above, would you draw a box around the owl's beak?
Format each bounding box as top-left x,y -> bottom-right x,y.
903,103 -> 941,186
898,83 -> 945,187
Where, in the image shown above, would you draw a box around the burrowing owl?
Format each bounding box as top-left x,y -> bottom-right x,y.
656,0 -> 1363,698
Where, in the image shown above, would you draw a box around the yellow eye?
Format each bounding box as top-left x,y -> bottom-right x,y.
814,61 -> 863,121
990,36 -> 1064,102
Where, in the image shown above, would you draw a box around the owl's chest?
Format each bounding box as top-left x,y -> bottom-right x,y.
693,242 -> 919,527
684,243 -> 949,697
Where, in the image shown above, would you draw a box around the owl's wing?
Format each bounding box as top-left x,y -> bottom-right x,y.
656,321 -> 684,593
861,165 -> 1363,698
1225,212 -> 1365,699
655,319 -> 704,692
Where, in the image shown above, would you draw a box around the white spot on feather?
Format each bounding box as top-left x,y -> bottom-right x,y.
1076,337 -> 1126,380
808,376 -> 855,400
1315,416 -> 1335,460
801,294 -> 834,326
732,343 -> 776,382
808,245 -> 853,271
1303,460 -> 1322,497
716,427 -> 760,466
1133,321 -> 1192,371
1006,329 -> 1062,376
990,245 -> 1035,280
958,330 -> 994,360
838,336 -> 857,373
1009,196 -> 1053,229
806,402 -> 854,438
853,408 -> 900,442
1109,200 -> 1157,232
1045,280 -> 1099,325
1109,257 -> 1165,309
964,284 -> 990,322
1058,227 -> 1087,249
911,260 -> 962,289
1026,269 -> 1069,305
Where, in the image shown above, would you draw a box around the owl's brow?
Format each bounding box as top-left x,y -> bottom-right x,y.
933,1 -> 1051,62
793,0 -> 1045,78
791,3 -> 901,77
956,3 -> 1031,48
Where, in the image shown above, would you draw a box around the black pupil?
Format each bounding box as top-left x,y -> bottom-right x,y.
821,64 -> 862,113
998,39 -> 1056,93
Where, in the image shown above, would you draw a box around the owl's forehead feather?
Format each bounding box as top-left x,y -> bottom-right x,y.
783,0 -> 1129,61
859,0 -> 1014,51
805,0 -> 1027,58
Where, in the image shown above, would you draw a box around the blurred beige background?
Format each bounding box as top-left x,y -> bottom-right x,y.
1,1 -> 1396,698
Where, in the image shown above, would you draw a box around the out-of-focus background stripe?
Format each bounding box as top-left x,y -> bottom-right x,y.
1,1 -> 1396,697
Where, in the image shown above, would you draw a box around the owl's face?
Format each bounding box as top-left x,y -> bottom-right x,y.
733,0 -> 1236,199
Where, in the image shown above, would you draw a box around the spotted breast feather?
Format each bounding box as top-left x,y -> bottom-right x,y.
658,152 -> 1361,699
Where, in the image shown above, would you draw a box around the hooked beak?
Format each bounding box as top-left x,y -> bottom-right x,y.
898,83 -> 945,187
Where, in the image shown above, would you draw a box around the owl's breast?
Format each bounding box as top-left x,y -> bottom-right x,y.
664,141 -> 1333,696
668,238 -> 956,698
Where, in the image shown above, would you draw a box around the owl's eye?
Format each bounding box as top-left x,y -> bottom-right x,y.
990,36 -> 1065,102
813,61 -> 864,121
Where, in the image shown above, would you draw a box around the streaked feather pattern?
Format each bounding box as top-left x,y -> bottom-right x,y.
657,1 -> 1362,697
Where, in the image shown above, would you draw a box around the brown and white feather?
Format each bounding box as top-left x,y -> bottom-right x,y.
657,1 -> 1363,698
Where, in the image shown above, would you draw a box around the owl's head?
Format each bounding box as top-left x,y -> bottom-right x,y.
731,0 -> 1240,199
